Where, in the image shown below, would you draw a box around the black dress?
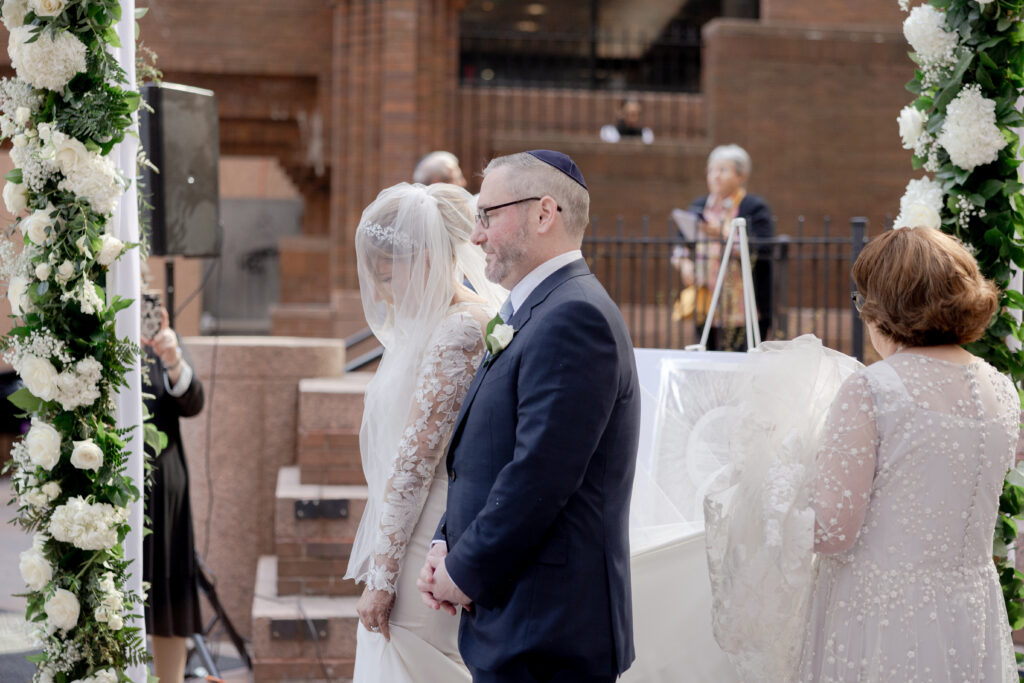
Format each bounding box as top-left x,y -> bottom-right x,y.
142,343 -> 205,638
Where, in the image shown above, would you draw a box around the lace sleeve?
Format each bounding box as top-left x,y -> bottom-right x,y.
363,314 -> 485,593
812,372 -> 878,554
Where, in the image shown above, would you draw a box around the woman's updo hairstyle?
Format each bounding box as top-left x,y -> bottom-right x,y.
852,226 -> 998,347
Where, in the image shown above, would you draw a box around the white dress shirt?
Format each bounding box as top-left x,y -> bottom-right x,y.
507,250 -> 584,317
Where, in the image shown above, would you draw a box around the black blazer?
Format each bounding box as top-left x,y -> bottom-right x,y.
439,259 -> 641,676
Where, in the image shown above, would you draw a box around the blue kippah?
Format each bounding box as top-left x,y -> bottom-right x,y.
526,150 -> 587,190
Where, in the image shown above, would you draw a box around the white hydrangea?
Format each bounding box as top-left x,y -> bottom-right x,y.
8,26 -> 87,92
1,0 -> 28,30
903,5 -> 958,65
54,357 -> 104,411
894,176 -> 945,229
48,497 -> 127,550
58,155 -> 124,215
936,84 -> 1008,171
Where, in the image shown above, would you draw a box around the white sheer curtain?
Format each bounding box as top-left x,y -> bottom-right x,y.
110,2 -> 145,680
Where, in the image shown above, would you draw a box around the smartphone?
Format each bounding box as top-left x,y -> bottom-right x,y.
140,291 -> 163,339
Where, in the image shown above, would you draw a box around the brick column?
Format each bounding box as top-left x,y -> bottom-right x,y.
329,0 -> 464,293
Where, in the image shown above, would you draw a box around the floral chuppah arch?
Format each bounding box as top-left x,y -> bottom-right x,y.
0,0 -> 153,681
896,0 -> 1024,633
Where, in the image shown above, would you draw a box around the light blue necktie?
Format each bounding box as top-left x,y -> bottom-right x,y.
499,298 -> 514,324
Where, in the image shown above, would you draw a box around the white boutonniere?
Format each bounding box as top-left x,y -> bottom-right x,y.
485,314 -> 515,363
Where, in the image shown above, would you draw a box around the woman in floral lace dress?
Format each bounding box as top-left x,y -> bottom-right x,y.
343,182 -> 504,682
801,226 -> 1018,681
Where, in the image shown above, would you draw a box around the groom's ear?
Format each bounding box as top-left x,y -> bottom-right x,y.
535,195 -> 559,235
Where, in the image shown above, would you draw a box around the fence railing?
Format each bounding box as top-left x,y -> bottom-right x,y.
583,217 -> 874,361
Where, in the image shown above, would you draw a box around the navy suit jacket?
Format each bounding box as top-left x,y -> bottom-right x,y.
437,258 -> 641,676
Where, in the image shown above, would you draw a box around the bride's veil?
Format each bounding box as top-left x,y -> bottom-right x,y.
345,182 -> 505,584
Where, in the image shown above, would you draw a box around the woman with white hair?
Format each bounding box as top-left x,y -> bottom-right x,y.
344,182 -> 504,681
678,144 -> 774,350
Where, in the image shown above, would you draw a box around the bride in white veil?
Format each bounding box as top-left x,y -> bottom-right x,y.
343,182 -> 505,682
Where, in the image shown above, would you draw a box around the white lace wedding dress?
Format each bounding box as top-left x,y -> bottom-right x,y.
348,305 -> 489,683
705,338 -> 1020,682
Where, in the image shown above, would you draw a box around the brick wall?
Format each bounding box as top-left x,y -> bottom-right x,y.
762,0 -> 904,27
703,19 -> 911,234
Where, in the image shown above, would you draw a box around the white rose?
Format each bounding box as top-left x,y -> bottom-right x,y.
18,545 -> 52,591
14,106 -> 30,125
7,274 -> 28,317
70,439 -> 102,471
56,260 -> 74,283
21,207 -> 54,246
41,481 -> 60,500
95,234 -> 123,266
897,106 -> 925,150
21,355 -> 58,402
36,121 -> 51,143
25,419 -> 61,470
3,180 -> 28,215
50,132 -> 90,175
28,0 -> 68,16
106,614 -> 123,631
35,262 -> 51,280
12,133 -> 27,148
44,588 -> 79,631
898,202 -> 942,230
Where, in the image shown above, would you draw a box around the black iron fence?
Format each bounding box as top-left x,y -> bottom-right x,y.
583,217 -> 876,361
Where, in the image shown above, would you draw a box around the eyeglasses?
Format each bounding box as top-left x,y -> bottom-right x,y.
851,290 -> 865,313
475,197 -> 561,229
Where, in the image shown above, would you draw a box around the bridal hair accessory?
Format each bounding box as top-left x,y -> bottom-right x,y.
526,149 -> 588,190
359,221 -> 415,250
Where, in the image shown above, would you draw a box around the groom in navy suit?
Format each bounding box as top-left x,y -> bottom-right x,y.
417,150 -> 641,682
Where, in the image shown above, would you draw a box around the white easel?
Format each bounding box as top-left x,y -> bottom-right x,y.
685,217 -> 761,351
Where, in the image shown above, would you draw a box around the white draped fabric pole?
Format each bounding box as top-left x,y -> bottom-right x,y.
1010,98 -> 1023,354
110,2 -> 146,680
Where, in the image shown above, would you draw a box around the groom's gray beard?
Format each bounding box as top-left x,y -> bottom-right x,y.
485,222 -> 529,285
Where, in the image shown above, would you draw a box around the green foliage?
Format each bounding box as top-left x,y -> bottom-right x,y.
0,3 -> 163,680
904,0 -> 1024,642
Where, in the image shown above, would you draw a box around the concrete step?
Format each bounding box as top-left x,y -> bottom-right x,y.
252,555 -> 357,682
274,466 -> 365,597
297,375 -> 371,486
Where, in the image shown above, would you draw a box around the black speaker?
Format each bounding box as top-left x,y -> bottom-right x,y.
139,83 -> 221,257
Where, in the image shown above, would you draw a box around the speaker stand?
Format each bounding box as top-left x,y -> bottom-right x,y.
165,259 -> 176,329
